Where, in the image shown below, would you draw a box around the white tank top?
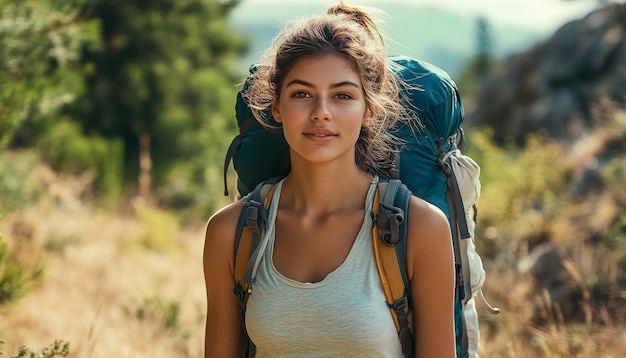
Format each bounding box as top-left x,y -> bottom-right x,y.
246,178 -> 404,357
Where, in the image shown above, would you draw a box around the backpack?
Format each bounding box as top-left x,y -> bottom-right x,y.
389,56 -> 500,358
223,55 -> 499,358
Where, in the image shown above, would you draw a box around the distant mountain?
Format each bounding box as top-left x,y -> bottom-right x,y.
228,2 -> 547,77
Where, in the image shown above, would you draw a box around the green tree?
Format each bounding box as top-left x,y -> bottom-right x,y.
62,0 -> 247,213
0,0 -> 99,148
5,0 -> 248,214
456,16 -> 495,97
475,16 -> 493,80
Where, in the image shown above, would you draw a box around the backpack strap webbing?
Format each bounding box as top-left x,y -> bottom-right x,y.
372,178 -> 415,358
233,178 -> 281,358
439,151 -> 472,305
439,148 -> 471,358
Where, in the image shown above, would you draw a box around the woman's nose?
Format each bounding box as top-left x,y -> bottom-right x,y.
311,98 -> 331,121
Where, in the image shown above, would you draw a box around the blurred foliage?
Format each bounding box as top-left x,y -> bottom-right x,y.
600,156 -> 626,205
132,200 -> 181,253
0,237 -> 44,307
0,340 -> 69,358
60,0 -> 246,215
128,295 -> 190,354
456,16 -> 496,97
466,128 -> 570,252
36,119 -> 123,203
599,128 -> 626,258
0,0 -> 100,148
132,295 -> 182,332
0,151 -> 44,212
2,0 -> 247,216
607,212 -> 626,258
0,140 -> 47,310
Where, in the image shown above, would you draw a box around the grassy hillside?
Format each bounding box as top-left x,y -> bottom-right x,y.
0,160 -> 208,356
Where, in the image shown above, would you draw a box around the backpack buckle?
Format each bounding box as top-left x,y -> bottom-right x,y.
244,200 -> 264,234
388,296 -> 408,311
377,201 -> 405,246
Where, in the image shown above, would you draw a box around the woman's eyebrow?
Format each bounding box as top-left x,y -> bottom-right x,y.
331,81 -> 360,89
285,79 -> 360,89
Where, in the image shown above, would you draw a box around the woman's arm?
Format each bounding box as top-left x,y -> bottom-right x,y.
406,196 -> 456,357
203,201 -> 246,358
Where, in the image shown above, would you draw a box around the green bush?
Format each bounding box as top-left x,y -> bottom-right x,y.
465,128 -> 569,249
0,151 -> 44,212
601,156 -> 626,259
607,213 -> 626,260
0,0 -> 100,149
0,236 -> 43,306
0,339 -> 69,358
36,119 -> 123,205
133,201 -> 181,253
133,296 -> 182,331
600,156 -> 626,206
128,295 -> 191,354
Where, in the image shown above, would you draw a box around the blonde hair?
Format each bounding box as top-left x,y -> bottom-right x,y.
245,1 -> 405,177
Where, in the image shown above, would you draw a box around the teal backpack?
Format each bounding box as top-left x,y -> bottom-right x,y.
223,56 -> 498,358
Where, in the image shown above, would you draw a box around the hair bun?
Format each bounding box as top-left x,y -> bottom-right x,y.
326,2 -> 384,45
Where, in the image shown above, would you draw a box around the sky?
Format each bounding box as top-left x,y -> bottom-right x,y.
247,0 -> 619,33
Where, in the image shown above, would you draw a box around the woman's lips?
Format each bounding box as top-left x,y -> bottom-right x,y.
302,128 -> 338,142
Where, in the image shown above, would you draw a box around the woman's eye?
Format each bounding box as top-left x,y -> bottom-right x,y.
335,93 -> 353,100
292,91 -> 310,98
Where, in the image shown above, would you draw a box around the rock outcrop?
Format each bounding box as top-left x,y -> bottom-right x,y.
467,4 -> 626,144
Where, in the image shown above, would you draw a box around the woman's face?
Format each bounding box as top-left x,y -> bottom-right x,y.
272,53 -> 370,167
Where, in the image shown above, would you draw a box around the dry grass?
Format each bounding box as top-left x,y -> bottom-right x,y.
0,168 -> 207,357
476,265 -> 626,358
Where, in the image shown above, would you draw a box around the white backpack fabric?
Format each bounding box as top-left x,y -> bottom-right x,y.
448,149 -> 500,358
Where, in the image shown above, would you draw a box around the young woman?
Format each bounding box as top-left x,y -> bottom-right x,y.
203,2 -> 456,357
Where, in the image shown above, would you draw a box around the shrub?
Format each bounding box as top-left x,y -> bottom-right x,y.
0,339 -> 69,358
465,128 -> 570,253
36,119 -> 123,205
0,151 -> 44,212
0,237 -> 44,306
132,200 -> 181,253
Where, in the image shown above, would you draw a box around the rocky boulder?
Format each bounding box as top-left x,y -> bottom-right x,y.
467,3 -> 626,144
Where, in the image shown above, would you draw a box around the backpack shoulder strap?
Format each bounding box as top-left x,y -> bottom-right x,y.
233,177 -> 281,358
372,178 -> 414,358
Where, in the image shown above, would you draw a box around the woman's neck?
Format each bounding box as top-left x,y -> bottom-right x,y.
280,162 -> 373,215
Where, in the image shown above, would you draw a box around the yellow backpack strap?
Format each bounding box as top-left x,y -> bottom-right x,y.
372,178 -> 415,358
233,178 -> 280,358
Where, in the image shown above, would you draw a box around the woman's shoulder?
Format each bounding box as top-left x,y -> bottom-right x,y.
406,195 -> 449,236
204,199 -> 245,254
405,194 -> 454,281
